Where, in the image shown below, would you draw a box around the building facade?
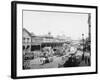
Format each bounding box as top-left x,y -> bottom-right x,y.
23,28 -> 32,53
23,28 -> 69,52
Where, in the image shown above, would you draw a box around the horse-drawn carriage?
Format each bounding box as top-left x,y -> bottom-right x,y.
63,46 -> 83,67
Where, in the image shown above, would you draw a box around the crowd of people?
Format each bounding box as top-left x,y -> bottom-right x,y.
23,43 -> 91,69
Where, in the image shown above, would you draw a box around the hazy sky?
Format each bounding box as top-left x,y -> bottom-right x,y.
23,10 -> 89,40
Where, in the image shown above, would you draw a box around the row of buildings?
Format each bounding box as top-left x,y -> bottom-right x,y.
23,28 -> 70,52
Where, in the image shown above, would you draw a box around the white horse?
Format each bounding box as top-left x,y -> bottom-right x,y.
84,52 -> 91,65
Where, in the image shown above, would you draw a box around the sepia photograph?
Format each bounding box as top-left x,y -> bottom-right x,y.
11,1 -> 97,79
22,10 -> 91,69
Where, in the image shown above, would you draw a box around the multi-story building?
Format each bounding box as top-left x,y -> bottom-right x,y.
23,28 -> 69,51
23,28 -> 32,52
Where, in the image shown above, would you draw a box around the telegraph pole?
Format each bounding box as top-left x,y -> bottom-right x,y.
88,13 -> 91,65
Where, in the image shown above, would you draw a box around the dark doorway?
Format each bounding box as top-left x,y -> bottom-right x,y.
31,45 -> 40,51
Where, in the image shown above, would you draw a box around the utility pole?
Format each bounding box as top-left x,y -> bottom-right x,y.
88,13 -> 91,65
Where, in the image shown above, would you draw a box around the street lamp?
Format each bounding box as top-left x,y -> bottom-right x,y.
82,34 -> 84,60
